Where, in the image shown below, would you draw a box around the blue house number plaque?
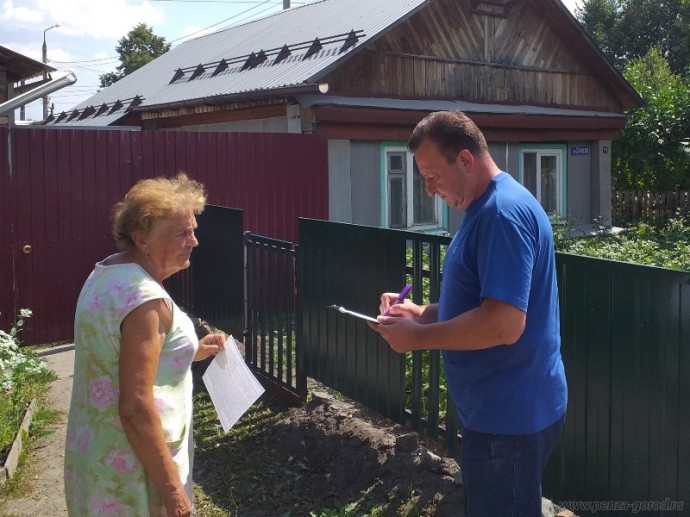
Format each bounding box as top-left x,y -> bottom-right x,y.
570,146 -> 590,156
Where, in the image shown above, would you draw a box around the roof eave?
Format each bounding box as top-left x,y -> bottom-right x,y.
131,83 -> 326,113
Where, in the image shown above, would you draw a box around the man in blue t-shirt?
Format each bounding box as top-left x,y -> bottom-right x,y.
369,110 -> 567,516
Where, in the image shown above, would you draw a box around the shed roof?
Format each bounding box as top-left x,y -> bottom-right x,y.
0,45 -> 55,83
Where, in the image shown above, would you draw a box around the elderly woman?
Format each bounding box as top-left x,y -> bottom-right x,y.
64,173 -> 224,517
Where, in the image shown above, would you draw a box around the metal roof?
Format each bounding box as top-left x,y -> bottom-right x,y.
50,0 -> 428,126
0,45 -> 56,83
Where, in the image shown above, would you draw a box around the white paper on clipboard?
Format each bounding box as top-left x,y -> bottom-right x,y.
202,335 -> 265,432
328,305 -> 380,323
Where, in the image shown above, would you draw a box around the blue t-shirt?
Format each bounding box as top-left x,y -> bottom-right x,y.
439,172 -> 567,435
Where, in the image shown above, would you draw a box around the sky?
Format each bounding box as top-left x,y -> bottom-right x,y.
0,0 -> 581,122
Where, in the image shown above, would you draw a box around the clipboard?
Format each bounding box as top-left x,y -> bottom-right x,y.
327,304 -> 379,323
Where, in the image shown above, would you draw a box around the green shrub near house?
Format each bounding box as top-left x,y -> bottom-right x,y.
554,212 -> 690,272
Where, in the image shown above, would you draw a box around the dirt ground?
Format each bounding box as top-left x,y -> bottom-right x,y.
0,344 -> 569,517
193,385 -> 465,515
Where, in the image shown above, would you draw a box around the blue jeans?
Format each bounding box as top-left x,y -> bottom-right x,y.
461,414 -> 566,517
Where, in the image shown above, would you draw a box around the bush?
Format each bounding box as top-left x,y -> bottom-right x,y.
555,212 -> 690,271
0,310 -> 57,457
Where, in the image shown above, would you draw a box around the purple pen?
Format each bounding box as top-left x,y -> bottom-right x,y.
385,284 -> 413,315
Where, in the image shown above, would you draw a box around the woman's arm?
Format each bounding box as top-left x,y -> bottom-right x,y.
118,298 -> 192,517
194,333 -> 225,361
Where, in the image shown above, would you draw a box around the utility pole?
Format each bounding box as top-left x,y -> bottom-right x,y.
20,80 -> 25,120
42,23 -> 59,120
283,0 -> 290,8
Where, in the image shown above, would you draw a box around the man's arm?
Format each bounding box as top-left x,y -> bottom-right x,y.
371,297 -> 525,354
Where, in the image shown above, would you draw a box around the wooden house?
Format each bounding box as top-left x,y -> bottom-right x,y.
49,0 -> 642,232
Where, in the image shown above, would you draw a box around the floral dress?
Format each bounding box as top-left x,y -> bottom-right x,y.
64,260 -> 199,516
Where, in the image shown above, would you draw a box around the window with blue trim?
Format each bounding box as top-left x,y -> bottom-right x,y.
520,148 -> 565,216
384,147 -> 442,230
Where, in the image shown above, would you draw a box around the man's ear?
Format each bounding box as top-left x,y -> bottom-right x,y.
457,149 -> 474,170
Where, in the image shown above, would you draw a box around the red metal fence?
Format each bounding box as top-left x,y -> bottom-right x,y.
1,127 -> 328,345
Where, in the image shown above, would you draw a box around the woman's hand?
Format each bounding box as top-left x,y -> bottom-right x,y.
164,485 -> 193,517
195,333 -> 225,361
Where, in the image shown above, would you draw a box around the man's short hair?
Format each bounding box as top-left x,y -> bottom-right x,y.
408,110 -> 489,163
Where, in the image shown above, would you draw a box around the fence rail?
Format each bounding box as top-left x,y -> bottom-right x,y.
612,188 -> 689,226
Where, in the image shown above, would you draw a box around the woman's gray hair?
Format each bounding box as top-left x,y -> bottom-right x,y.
111,172 -> 206,251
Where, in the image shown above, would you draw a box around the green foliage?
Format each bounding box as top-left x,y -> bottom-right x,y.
576,0 -> 624,68
613,47 -> 690,189
554,212 -> 690,271
0,310 -> 57,459
576,0 -> 690,74
99,23 -> 171,88
576,1 -> 690,190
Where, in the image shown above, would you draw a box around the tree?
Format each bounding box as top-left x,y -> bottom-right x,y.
576,0 -> 690,74
613,47 -> 690,189
576,0 -> 623,68
99,23 -> 171,88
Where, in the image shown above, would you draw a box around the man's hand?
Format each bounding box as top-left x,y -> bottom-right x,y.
367,316 -> 420,353
378,293 -> 424,320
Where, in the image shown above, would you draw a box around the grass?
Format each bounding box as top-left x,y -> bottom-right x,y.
0,378 -> 54,460
0,400 -> 61,498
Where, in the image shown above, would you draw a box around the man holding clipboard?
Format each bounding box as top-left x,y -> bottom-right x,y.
368,111 -> 567,517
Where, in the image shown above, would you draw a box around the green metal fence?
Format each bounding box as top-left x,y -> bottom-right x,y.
168,204 -> 244,338
244,232 -> 307,403
178,209 -> 690,509
298,218 -> 461,448
298,219 -> 690,508
544,252 -> 690,511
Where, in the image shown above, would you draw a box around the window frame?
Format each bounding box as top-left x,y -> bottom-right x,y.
380,144 -> 445,231
518,144 -> 568,217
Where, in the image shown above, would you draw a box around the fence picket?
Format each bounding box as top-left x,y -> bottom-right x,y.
612,189 -> 689,226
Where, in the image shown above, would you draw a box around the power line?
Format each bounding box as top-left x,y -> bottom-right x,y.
225,1 -> 287,27
52,57 -> 119,64
168,0 -> 275,43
